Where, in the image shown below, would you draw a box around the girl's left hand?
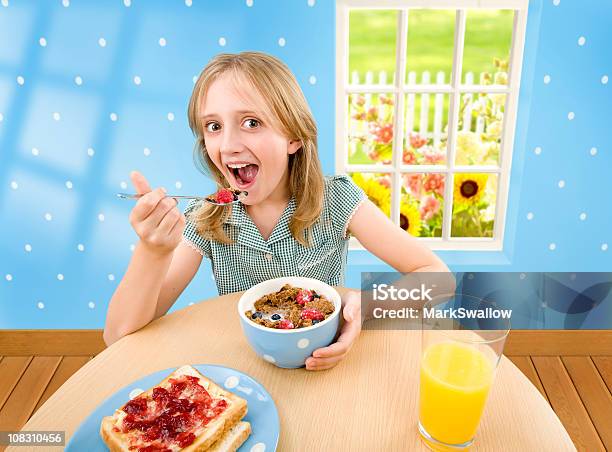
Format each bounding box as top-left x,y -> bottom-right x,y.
306,291 -> 362,371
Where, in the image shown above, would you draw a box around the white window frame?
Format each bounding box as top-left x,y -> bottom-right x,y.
336,0 -> 529,251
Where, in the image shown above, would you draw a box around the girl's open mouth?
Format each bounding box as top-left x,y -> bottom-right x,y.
227,163 -> 259,189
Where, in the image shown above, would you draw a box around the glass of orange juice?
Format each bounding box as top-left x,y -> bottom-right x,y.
418,294 -> 510,450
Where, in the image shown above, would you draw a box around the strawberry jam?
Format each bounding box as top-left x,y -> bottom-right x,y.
121,375 -> 228,451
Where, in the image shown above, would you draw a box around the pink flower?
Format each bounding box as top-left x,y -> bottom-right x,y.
409,133 -> 427,149
422,148 -> 445,164
377,176 -> 391,188
370,123 -> 393,144
366,107 -> 378,121
403,148 -> 417,164
352,112 -> 366,121
404,174 -> 422,198
423,173 -> 445,197
419,195 -> 441,221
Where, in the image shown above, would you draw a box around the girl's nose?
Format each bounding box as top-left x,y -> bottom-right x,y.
219,126 -> 243,154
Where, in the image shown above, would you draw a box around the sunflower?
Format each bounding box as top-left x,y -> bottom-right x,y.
351,173 -> 391,216
454,173 -> 489,207
400,201 -> 422,237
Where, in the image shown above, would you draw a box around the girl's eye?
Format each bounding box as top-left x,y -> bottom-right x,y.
205,122 -> 221,133
243,118 -> 260,129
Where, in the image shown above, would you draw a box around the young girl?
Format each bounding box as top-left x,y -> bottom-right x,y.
104,52 -> 449,370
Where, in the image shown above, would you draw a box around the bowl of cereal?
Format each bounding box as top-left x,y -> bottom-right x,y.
238,277 -> 342,368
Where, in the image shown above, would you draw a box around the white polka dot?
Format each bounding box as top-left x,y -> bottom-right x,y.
120,181 -> 128,189
543,75 -> 551,84
577,36 -> 586,46
87,147 -> 95,157
88,301 -> 95,309
129,388 -> 144,399
110,112 -> 118,122
519,273 -> 526,280
77,243 -> 85,251
62,0 -> 69,6
558,180 -> 565,188
32,147 -> 39,156
309,75 -> 317,85
548,243 -> 556,251
590,147 -> 597,156
133,75 -> 141,85
567,112 -> 575,120
0,113 -> 3,122
278,37 -> 286,47
53,112 -> 61,121
467,273 -> 474,280
167,112 -> 175,121
123,0 -> 131,6
534,146 -> 542,155
5,274 -> 13,281
39,37 -> 47,47
188,302 -> 194,306
307,0 -> 315,6
25,244 -> 32,252
297,338 -> 310,349
175,181 -> 182,189
38,301 -> 45,309
1,0 -> 8,7
246,0 -> 253,6
250,443 -> 266,452
98,37 -> 107,47
10,180 -> 18,189
224,376 -> 239,388
159,37 -> 167,47
17,76 -> 25,85
44,212 -> 52,221
602,75 -> 609,85
130,244 -> 136,252
218,37 -> 226,46
185,0 -> 192,6
57,273 -> 64,281
74,75 -> 83,85
143,147 -> 151,156
263,354 -> 276,363
65,180 -> 73,189
602,243 -> 608,251
579,212 -> 587,221
526,212 -> 534,220
192,75 -> 198,84
108,274 -> 115,281
98,213 -> 105,222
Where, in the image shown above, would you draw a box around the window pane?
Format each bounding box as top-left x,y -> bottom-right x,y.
402,173 -> 446,237
405,9 -> 455,85
348,93 -> 395,165
349,10 -> 398,85
451,173 -> 498,238
349,172 -> 392,218
462,10 -> 513,85
403,93 -> 450,165
455,92 -> 506,166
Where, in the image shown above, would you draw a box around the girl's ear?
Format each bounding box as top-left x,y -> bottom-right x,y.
288,139 -> 302,155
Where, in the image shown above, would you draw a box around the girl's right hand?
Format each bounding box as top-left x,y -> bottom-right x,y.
128,171 -> 186,255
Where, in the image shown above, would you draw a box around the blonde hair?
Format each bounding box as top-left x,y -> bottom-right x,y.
187,51 -> 324,247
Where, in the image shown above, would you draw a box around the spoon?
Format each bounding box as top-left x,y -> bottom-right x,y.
117,189 -> 247,206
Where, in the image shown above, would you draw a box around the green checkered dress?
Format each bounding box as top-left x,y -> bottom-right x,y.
182,175 -> 366,295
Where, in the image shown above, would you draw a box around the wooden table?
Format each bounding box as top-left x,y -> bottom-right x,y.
13,291 -> 576,451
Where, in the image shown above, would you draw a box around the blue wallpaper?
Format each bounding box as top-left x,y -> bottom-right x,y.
0,0 -> 609,328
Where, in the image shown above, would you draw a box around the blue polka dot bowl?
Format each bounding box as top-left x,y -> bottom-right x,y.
238,276 -> 342,369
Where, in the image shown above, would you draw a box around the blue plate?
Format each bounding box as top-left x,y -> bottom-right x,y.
66,364 -> 279,451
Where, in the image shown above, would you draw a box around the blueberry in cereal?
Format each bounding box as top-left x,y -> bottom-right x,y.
245,284 -> 335,329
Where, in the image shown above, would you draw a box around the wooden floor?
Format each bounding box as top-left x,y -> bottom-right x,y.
0,332 -> 611,451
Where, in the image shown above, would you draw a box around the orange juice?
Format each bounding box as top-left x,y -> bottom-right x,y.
419,340 -> 494,446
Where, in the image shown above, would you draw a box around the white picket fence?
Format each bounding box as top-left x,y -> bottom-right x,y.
350,70 -> 489,148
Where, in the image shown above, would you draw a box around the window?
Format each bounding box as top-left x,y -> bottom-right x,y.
336,0 -> 528,250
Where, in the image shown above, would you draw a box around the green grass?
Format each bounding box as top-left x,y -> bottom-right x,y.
348,9 -> 514,82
